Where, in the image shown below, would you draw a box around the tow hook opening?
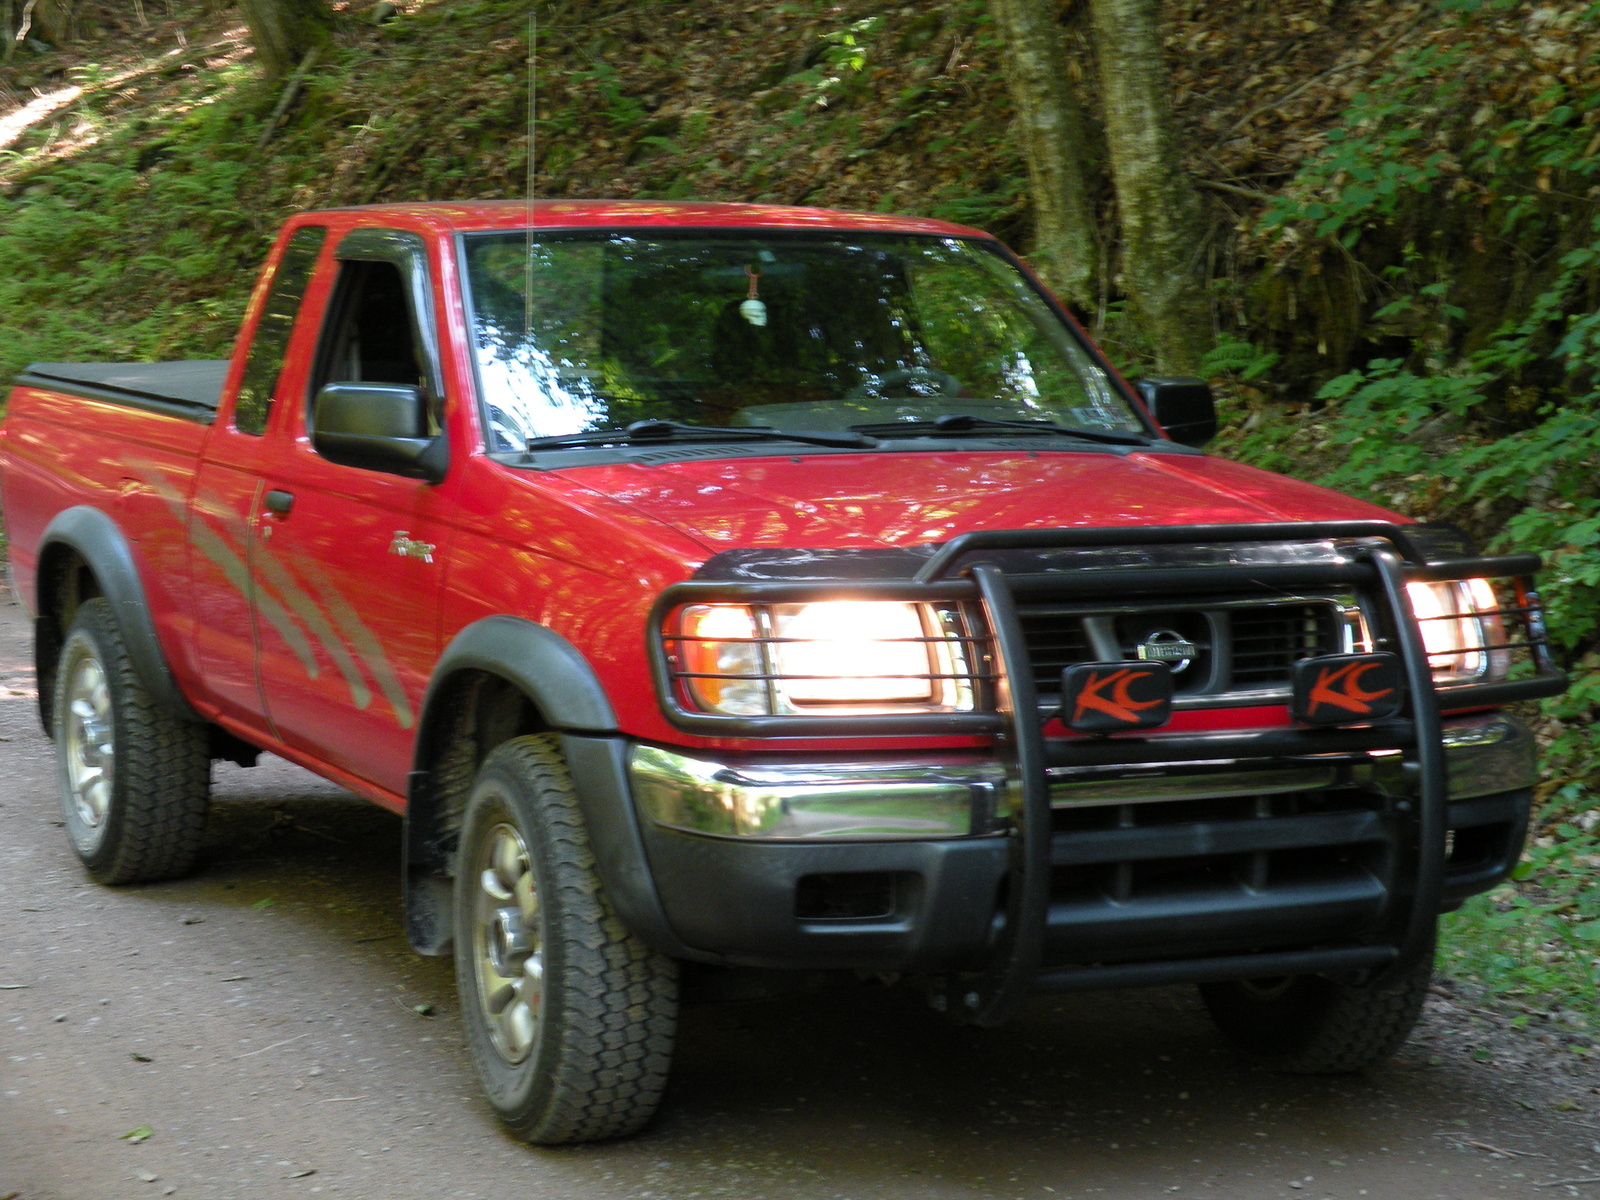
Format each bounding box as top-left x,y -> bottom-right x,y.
795,871 -> 913,921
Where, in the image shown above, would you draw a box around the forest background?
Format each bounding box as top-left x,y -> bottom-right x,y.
1,0 -> 1597,1020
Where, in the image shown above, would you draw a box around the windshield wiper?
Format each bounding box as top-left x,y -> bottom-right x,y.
849,413 -> 1153,446
527,419 -> 880,451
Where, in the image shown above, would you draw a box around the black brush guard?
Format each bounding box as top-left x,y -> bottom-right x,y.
651,521 -> 1567,1025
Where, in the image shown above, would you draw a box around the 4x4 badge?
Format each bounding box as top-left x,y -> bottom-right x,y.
390,531 -> 436,563
1290,653 -> 1403,725
1060,661 -> 1174,734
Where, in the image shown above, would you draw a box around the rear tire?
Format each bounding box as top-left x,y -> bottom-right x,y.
1198,937 -> 1434,1073
53,597 -> 212,884
454,735 -> 678,1144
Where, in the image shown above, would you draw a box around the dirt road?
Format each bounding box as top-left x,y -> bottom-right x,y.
1,593 -> 1597,1200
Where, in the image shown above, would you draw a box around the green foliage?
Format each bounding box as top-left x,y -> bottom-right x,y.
0,61 -> 267,383
1441,777 -> 1600,1019
568,61 -> 646,131
1233,8 -> 1600,1015
1245,8 -> 1600,643
1093,298 -> 1159,380
1311,358 -> 1490,490
1202,335 -> 1280,381
1434,0 -> 1518,14
1260,44 -> 1468,247
922,170 -> 1026,231
790,17 -> 884,108
1302,207 -> 1600,658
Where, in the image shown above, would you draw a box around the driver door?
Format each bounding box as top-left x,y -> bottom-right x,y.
247,228 -> 455,799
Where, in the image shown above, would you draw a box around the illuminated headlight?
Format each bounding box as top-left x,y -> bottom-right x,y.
1405,579 -> 1507,683
667,600 -> 980,717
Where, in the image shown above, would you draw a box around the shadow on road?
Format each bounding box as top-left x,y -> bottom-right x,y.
90,762 -> 1557,1199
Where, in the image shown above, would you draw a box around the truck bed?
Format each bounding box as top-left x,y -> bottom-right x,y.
15,361 -> 229,423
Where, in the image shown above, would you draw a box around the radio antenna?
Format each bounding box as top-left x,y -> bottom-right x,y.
525,9 -> 537,344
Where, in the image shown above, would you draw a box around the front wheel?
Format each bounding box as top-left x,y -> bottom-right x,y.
453,735 -> 678,1144
1198,936 -> 1435,1073
53,598 -> 211,884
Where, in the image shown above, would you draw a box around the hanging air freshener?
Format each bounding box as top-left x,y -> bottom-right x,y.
739,265 -> 768,327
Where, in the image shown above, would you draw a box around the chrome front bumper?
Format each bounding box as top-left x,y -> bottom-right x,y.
629,713 -> 1537,841
629,747 -> 1008,839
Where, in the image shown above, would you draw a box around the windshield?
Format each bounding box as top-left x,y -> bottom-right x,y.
461,230 -> 1146,451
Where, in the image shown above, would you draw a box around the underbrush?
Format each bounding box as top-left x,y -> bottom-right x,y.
0,42 -> 272,380
1211,0 -> 1600,1015
0,0 -> 1028,382
1441,781 -> 1600,1023
0,154 -> 258,379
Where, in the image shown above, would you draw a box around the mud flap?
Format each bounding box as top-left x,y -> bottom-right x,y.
405,868 -> 455,956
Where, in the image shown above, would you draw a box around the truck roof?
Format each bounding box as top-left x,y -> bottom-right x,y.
301,199 -> 993,240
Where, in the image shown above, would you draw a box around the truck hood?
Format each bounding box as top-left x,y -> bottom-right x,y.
556,449 -> 1403,552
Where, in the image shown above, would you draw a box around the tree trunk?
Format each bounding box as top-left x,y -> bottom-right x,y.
989,0 -> 1101,313
31,0 -> 74,44
240,0 -> 332,79
35,0 -> 73,43
1088,0 -> 1211,374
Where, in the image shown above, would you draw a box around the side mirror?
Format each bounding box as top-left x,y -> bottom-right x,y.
311,382 -> 447,483
1134,377 -> 1217,449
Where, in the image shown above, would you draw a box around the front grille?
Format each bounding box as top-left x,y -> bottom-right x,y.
1230,603 -> 1342,686
1020,598 -> 1345,701
1015,612 -> 1094,682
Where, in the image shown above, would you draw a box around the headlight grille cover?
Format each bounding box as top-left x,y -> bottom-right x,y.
664,600 -> 993,717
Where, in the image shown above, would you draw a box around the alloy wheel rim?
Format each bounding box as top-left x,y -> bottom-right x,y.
472,820 -> 543,1064
1238,976 -> 1295,1001
64,653 -> 114,842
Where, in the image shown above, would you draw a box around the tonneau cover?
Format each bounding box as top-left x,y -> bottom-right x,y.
21,360 -> 229,411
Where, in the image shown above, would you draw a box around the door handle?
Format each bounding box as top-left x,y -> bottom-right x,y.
264,489 -> 295,515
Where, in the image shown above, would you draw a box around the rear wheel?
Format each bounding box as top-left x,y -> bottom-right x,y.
53,597 -> 211,884
453,735 -> 678,1144
1198,937 -> 1435,1073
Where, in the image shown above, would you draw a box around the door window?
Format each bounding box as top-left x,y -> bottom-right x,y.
311,258 -> 443,437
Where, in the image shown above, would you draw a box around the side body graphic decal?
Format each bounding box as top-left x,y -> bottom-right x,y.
132,460 -> 414,728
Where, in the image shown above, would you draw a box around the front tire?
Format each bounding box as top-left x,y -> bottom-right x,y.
454,735 -> 678,1144
53,597 -> 212,885
1198,936 -> 1435,1073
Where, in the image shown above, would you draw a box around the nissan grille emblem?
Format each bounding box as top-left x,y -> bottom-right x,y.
1136,629 -> 1199,673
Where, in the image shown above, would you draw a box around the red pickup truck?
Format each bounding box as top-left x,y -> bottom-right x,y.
0,201 -> 1566,1144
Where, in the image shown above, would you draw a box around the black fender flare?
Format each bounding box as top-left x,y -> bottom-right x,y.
404,616 -> 688,958
34,506 -> 202,727
418,614 -> 619,738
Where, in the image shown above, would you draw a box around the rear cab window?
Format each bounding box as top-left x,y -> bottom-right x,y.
233,226 -> 327,436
